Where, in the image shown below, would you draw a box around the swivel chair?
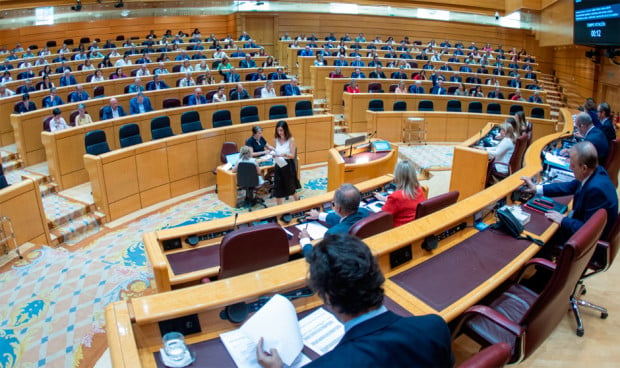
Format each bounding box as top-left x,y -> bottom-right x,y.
415,191 -> 460,220
236,162 -> 267,211
295,100 -> 313,117
349,212 -> 394,239
457,343 -> 512,368
240,106 -> 260,123
118,123 -> 142,148
368,99 -> 384,112
269,105 -> 288,120
84,130 -> 110,155
212,110 -> 232,128
150,115 -> 174,140
180,111 -> 203,133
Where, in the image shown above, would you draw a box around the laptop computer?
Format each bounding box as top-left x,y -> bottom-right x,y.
225,152 -> 241,167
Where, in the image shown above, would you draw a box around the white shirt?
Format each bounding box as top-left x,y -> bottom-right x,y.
212,93 -> 226,102
136,69 -> 151,77
50,117 -> 69,132
487,137 -> 515,174
261,87 -> 276,98
179,78 -> 195,87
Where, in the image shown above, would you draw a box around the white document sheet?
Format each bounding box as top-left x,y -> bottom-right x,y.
299,308 -> 344,356
295,222 -> 328,240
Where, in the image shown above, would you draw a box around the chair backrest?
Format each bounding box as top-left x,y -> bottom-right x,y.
506,133 -> 529,174
253,86 -> 262,98
447,99 -> 462,112
163,98 -> 181,109
269,105 -> 288,119
172,65 -> 182,73
604,139 -> 620,188
531,107 -> 545,119
509,104 -> 523,115
93,85 -> 105,98
349,212 -> 394,239
487,103 -> 501,114
368,99 -> 384,111
458,343 -> 512,368
415,191 -> 459,219
46,40 -> 57,47
240,105 -> 260,123
368,82 -> 383,93
389,84 -> 398,93
468,101 -> 483,113
219,223 -> 290,279
520,209 -> 606,359
150,115 -> 174,140
295,100 -> 313,117
393,101 -> 407,111
237,161 -> 259,188
418,100 -> 434,111
68,110 -> 81,126
84,130 -> 110,155
447,86 -> 458,95
80,37 -> 90,44
180,110 -> 203,133
212,109 -> 232,128
119,123 -> 143,148
42,116 -> 53,132
220,142 -> 238,163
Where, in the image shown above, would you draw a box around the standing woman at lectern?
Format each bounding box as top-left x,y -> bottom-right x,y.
272,121 -> 300,205
374,160 -> 426,227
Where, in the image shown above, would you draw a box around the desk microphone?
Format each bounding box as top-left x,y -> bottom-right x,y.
232,212 -> 239,230
367,130 -> 377,146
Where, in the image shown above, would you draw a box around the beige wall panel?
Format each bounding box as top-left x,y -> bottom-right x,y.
140,184 -> 171,209
109,194 -> 141,221
135,146 -> 170,191
170,176 -> 200,198
166,138 -> 199,182
102,156 -> 139,203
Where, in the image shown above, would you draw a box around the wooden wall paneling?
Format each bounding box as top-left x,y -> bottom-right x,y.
552,45 -> 596,105
449,146 -> 489,199
0,178 -> 51,246
537,0 -> 573,47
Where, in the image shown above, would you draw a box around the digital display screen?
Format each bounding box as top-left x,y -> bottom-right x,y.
574,0 -> 620,46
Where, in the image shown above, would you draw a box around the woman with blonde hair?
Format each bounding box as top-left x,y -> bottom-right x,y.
374,160 -> 426,226
487,121 -> 516,175
232,146 -> 265,185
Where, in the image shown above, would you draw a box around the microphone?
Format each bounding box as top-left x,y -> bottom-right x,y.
232,212 -> 239,230
367,130 -> 377,145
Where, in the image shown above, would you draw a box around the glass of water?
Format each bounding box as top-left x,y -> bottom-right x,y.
162,332 -> 188,362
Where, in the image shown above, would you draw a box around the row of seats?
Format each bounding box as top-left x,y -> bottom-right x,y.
368,99 -> 545,118
82,101 -> 314,153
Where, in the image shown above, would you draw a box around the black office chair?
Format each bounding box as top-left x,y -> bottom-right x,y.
240,106 -> 260,123
236,162 -> 267,210
447,99 -> 462,112
118,123 -> 142,148
295,100 -> 313,117
468,101 -> 483,113
368,99 -> 384,112
393,101 -> 407,111
269,105 -> 288,120
418,100 -> 434,112
510,104 -> 524,115
0,164 -> 9,189
180,111 -> 203,133
531,107 -> 545,119
487,103 -> 502,115
150,116 -> 174,140
84,130 -> 110,155
212,110 -> 232,128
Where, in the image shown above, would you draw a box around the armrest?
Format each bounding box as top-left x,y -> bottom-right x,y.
452,305 -> 524,340
515,257 -> 556,283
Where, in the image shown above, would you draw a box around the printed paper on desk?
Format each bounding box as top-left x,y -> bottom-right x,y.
295,222 -> 328,240
239,294 -> 304,366
274,156 -> 288,168
299,307 -> 344,356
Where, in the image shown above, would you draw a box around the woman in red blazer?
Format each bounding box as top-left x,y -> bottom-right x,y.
374,160 -> 426,226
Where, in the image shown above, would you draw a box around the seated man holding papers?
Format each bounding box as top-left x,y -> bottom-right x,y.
298,184 -> 369,256
256,234 -> 454,367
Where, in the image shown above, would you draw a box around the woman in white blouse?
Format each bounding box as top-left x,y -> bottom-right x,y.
486,121 -> 516,175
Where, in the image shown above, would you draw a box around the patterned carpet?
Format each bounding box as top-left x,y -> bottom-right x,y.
0,165 -> 329,368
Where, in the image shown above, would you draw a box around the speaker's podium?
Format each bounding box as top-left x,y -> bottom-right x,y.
327,137 -> 398,191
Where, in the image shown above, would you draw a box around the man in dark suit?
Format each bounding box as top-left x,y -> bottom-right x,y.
187,87 -> 207,105
146,74 -> 170,90
298,184 -> 369,256
521,140 -> 617,245
430,80 -> 447,95
15,93 -> 37,113
282,78 -> 301,96
575,112 -> 609,165
598,102 -> 616,141
268,67 -> 288,80
239,55 -> 256,68
258,233 -> 454,368
42,87 -> 64,107
220,66 -> 241,83
129,92 -> 153,115
16,79 -> 35,94
369,65 -> 386,79
487,86 -> 504,99
68,84 -> 90,103
100,97 -> 127,120
230,83 -> 250,100
408,80 -> 425,94
390,66 -> 408,80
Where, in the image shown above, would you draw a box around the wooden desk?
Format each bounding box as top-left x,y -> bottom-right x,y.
145,175 -> 394,292
343,92 -> 551,132
106,109 -> 573,367
83,114 -> 333,222
326,142 -> 398,191
366,111 -> 556,144
11,80 -> 293,166
216,162 -> 289,208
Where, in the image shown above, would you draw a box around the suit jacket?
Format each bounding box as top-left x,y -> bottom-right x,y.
528,95 -> 543,104
305,311 -> 454,368
409,85 -> 425,94
187,94 -> 207,105
146,80 -> 170,90
508,80 -> 521,88
369,71 -> 386,79
222,72 -> 241,83
488,91 -> 504,99
282,84 -> 301,96
59,75 -> 77,87
68,91 -> 89,103
390,71 -> 408,79
430,86 -> 446,95
129,97 -> 153,114
42,95 -> 64,107
324,208 -> 370,235
585,126 -> 609,165
239,59 -> 256,68
101,105 -> 127,120
16,101 -> 36,113
543,165 -> 618,239
230,89 -> 250,100
601,117 -> 616,141
269,72 -> 288,80
333,59 -> 348,67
